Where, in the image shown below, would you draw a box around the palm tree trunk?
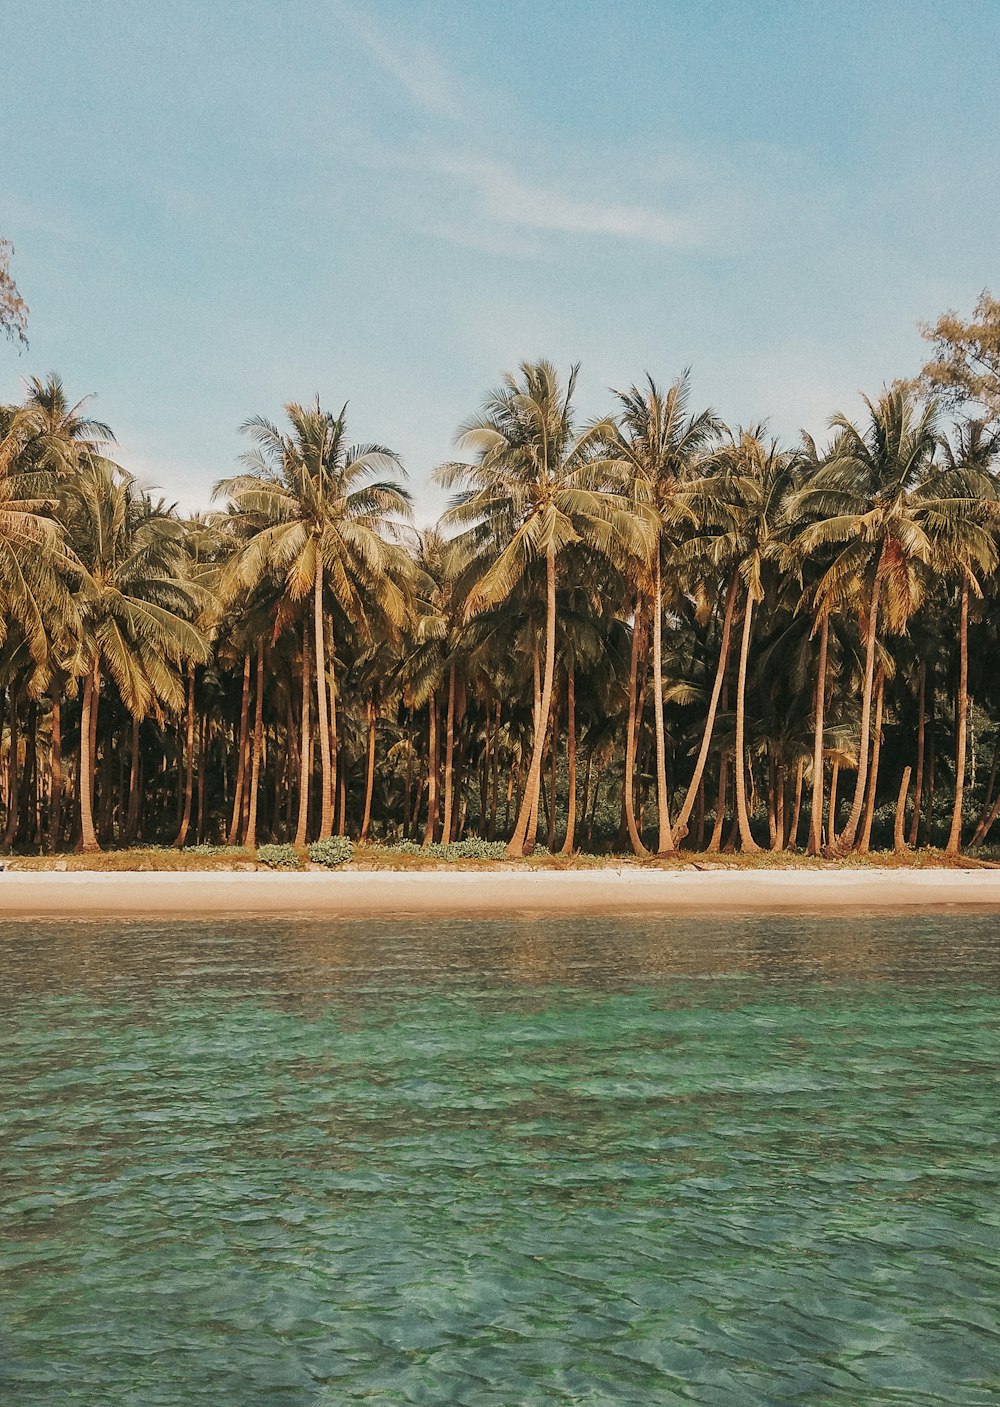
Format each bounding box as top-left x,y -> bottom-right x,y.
946,576 -> 970,855
923,693 -> 937,844
734,589 -> 759,852
295,628 -> 312,848
651,554 -> 673,854
313,563 -> 334,839
589,759 -> 603,847
125,713 -> 142,845
509,548 -> 558,858
894,766 -> 912,853
546,702 -> 558,852
48,692 -> 63,853
838,558 -> 884,852
526,644 -> 543,853
228,652 -> 251,845
423,695 -> 439,846
689,775 -> 703,849
336,765 -> 346,837
971,732 -> 1000,845
828,759 -> 840,847
674,572 -> 739,840
624,594 -> 649,858
17,701 -> 37,848
788,756 -> 805,849
245,644 -> 265,849
174,663 -> 196,847
561,662 -> 577,854
442,663 -> 457,844
2,692 -> 19,853
858,668 -> 885,854
196,717 -> 206,844
808,612 -> 829,855
907,661 -> 926,847
360,698 -> 377,841
330,621 -> 342,836
488,700 -> 501,840
79,663 -> 100,853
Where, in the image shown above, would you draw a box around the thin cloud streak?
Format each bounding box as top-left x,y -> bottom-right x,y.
331,0 -> 460,119
440,157 -> 702,245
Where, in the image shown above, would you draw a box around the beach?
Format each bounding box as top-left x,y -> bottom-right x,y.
2,867 -> 999,917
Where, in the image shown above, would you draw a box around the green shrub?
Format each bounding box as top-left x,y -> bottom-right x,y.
387,840 -> 427,855
443,838 -> 509,860
307,836 -> 353,868
186,843 -> 246,857
256,843 -> 302,869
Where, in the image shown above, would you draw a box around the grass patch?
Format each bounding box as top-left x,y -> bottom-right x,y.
4,844 -> 993,873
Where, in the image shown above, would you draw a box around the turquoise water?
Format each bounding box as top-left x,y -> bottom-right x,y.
1,914 -> 999,1405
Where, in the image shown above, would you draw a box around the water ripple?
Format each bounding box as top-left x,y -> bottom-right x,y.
1,915 -> 999,1404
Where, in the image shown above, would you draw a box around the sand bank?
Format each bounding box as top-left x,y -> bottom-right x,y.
1,867 -> 999,918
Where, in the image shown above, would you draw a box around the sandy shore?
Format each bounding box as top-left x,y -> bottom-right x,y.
1,868 -> 999,917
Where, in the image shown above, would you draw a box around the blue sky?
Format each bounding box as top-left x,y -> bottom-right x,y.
3,0 -> 999,520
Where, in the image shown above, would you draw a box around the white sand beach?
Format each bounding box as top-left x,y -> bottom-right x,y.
1,868 -> 999,918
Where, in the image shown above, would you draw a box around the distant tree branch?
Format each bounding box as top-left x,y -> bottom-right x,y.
1,238 -> 29,348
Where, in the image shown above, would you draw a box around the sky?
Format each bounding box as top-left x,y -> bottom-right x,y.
3,0 -> 999,521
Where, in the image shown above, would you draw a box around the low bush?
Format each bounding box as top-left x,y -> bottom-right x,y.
307,836 -> 353,868
256,843 -> 302,869
443,838 -> 509,860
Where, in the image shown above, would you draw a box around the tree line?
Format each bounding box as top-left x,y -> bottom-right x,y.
3,316 -> 1000,858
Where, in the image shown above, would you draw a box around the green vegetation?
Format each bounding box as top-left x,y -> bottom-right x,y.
3,289 -> 1000,861
307,836 -> 353,868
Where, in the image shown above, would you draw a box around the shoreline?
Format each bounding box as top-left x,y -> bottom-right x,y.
1,868 -> 999,917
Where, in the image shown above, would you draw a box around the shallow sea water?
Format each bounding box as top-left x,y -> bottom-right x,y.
1,912 -> 999,1405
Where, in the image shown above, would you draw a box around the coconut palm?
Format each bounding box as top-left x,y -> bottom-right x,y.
608,372 -> 721,852
917,419 -> 1000,851
796,389 -> 940,852
438,360 -> 650,857
62,459 -> 207,850
681,427 -> 794,850
217,398 -> 411,840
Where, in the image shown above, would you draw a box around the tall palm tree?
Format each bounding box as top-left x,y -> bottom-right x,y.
437,360 -> 650,857
63,459 -> 207,850
796,389 -> 939,852
919,419 -> 1000,852
218,398 -> 411,840
683,427 -> 794,850
608,372 -> 721,853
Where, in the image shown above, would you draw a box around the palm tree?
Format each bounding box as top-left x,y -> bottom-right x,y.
683,427 -> 794,850
218,398 -> 411,840
918,419 -> 1000,852
62,459 -> 207,850
796,389 -> 939,852
608,372 -> 721,853
437,360 -> 650,858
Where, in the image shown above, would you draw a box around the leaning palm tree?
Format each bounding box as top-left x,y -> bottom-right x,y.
681,427 -> 794,851
437,360 -> 650,857
795,388 -> 939,852
62,458 -> 207,851
608,371 -> 721,853
217,398 -> 411,840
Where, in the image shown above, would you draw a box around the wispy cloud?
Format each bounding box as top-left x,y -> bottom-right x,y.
436,156 -> 701,246
331,0 -> 459,119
